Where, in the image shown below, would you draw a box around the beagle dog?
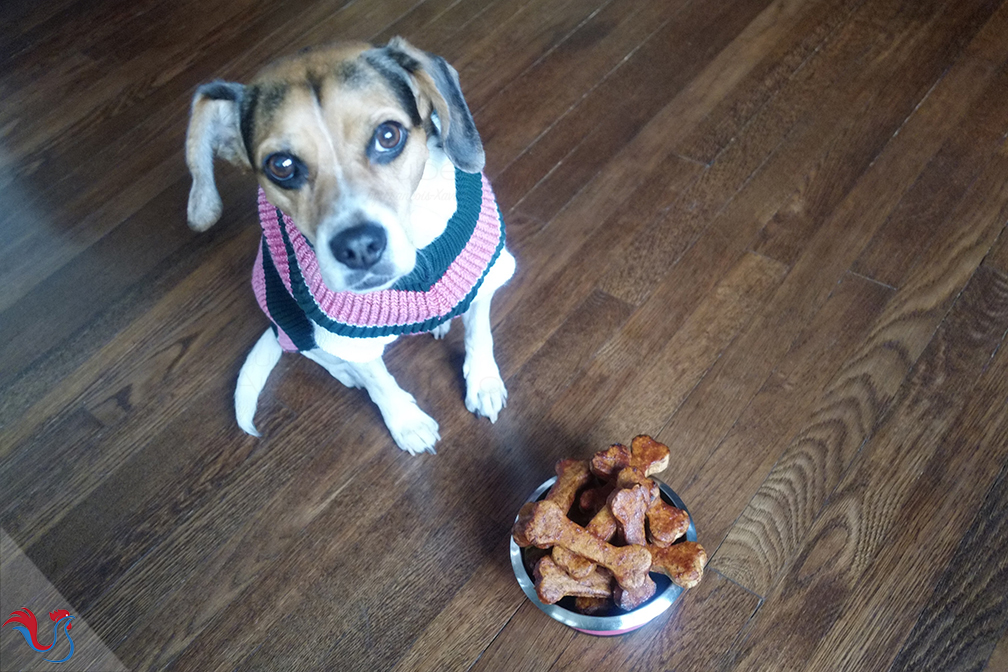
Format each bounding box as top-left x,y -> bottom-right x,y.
184,38 -> 515,454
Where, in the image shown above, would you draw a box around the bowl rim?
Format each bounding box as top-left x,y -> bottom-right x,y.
510,475 -> 698,633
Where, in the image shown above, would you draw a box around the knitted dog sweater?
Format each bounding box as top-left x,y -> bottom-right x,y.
252,169 -> 506,355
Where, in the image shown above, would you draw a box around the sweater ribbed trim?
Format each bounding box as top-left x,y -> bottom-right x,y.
253,170 -> 505,351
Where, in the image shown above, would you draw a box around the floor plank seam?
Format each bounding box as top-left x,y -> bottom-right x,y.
710,568 -> 765,601
716,587 -> 765,672
462,601 -> 527,672
845,269 -> 897,292
980,222 -> 1008,272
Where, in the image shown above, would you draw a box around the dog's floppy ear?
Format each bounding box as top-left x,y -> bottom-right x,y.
185,81 -> 251,231
383,37 -> 485,173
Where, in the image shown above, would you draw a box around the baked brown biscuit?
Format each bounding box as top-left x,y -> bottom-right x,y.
629,435 -> 670,475
590,443 -> 632,479
648,541 -> 707,588
578,480 -> 616,515
544,459 -> 591,514
513,499 -> 652,589
646,498 -> 690,547
553,506 -> 618,579
613,574 -> 657,611
573,596 -> 611,614
615,467 -> 661,503
608,484 -> 650,546
534,556 -> 613,604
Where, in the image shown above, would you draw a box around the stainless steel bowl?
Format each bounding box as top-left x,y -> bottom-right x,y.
510,476 -> 697,636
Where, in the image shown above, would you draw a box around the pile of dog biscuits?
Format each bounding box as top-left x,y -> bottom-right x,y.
512,436 -> 707,613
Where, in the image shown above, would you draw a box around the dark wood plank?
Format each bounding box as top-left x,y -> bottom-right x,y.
468,600 -> 574,672
851,4 -> 1008,288
985,226 -> 1008,274
661,28 -> 1008,496
549,571 -> 761,672
712,132 -> 1008,596
674,273 -> 893,546
0,529 -> 128,671
5,0 -> 1008,669
987,629 -> 1008,672
796,280 -> 1008,671
474,0 -> 676,168
721,256 -> 1008,671
497,0 -> 775,223
602,0 -> 1003,307
582,252 -> 787,447
492,150 -> 702,370
889,456 -> 1008,671
488,0 -> 949,463
674,0 -> 867,164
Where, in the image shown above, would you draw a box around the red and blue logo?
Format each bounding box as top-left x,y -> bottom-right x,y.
2,608 -> 76,663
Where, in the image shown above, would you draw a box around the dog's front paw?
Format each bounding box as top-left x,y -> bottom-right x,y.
465,371 -> 508,423
387,403 -> 440,455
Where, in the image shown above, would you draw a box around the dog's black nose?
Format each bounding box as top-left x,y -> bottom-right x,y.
329,223 -> 387,270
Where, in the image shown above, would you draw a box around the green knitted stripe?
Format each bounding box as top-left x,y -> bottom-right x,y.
262,236 -> 316,350
392,169 -> 483,291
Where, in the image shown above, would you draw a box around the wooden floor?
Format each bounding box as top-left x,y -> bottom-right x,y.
2,0 -> 1008,669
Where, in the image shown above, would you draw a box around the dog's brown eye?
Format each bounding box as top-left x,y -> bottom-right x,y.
377,122 -> 402,149
262,153 -> 306,189
372,122 -> 407,160
266,154 -> 295,180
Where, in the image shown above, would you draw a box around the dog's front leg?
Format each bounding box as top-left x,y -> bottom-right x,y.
302,350 -> 440,455
462,250 -> 515,423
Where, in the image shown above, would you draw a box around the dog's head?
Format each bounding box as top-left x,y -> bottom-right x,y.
185,38 -> 484,292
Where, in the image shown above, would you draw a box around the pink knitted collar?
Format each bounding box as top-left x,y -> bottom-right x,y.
252,169 -> 505,351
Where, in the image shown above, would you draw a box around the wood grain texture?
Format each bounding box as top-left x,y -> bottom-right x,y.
987,629 -> 1008,672
4,0 -> 1008,669
714,136 -> 1008,594
722,255 -> 1008,671
548,570 -> 761,672
801,271 -> 1008,671
713,23 -> 1008,595
674,273 -> 893,546
887,442 -> 1008,671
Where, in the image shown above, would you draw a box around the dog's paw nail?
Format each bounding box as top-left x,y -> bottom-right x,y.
466,375 -> 507,423
389,406 -> 440,455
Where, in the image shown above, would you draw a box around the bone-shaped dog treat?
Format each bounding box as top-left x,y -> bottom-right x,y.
613,574 -> 657,611
534,556 -> 613,605
590,443 -> 632,479
512,502 -> 537,548
552,506 -> 618,579
609,484 -> 650,546
629,435 -> 671,475
514,460 -> 589,546
512,500 -> 652,589
647,498 -> 690,547
544,459 -> 591,513
614,466 -> 689,546
616,467 -> 661,503
590,436 -> 670,482
649,541 -> 707,588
